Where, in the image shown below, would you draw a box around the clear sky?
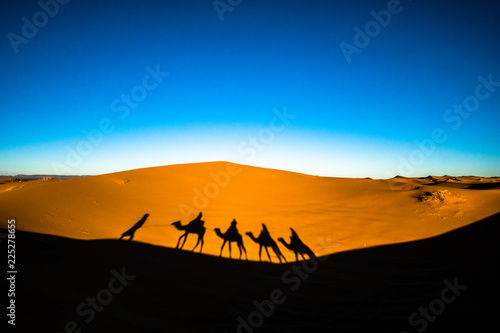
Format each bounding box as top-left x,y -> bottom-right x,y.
1,0 -> 499,177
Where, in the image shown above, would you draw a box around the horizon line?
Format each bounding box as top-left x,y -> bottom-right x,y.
1,161 -> 499,180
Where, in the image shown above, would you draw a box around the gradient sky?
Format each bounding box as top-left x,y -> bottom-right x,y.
1,0 -> 500,177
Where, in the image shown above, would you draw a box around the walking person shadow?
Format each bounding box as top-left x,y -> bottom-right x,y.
119,213 -> 149,241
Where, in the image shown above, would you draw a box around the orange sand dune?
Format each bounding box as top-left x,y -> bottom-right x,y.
1,162 -> 499,261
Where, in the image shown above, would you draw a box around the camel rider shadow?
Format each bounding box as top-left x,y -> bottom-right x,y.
171,212 -> 206,253
246,223 -> 287,263
278,228 -> 316,261
214,219 -> 247,260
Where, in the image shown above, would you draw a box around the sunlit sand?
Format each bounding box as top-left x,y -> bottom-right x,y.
1,162 -> 499,261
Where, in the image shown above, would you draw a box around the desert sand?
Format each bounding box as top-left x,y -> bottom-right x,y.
1,162 -> 499,332
1,162 -> 499,260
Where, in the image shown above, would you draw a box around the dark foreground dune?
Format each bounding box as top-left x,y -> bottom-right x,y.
8,213 -> 500,332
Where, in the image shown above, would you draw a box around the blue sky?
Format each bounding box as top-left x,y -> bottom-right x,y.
1,0 -> 499,177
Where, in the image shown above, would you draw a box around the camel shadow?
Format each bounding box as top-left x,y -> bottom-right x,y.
246,223 -> 287,263
119,213 -> 149,241
171,212 -> 206,253
214,218 -> 247,260
278,228 -> 316,261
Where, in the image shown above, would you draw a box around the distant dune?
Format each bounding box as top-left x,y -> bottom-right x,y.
1,162 -> 499,261
0,174 -> 87,180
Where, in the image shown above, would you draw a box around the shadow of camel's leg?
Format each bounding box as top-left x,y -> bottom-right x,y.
279,249 -> 287,263
264,247 -> 272,262
129,233 -> 134,241
276,253 -> 282,263
295,252 -> 299,262
272,247 -> 279,263
241,242 -> 247,260
220,240 -> 227,257
119,235 -> 124,240
272,246 -> 283,263
192,235 -> 201,252
175,234 -> 184,249
280,249 -> 287,263
228,242 -> 232,259
258,246 -> 262,262
199,237 -> 204,253
179,233 -> 189,249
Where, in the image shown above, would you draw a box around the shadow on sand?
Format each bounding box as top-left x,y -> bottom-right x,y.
119,213 -> 149,241
11,212 -> 500,332
246,223 -> 287,263
214,218 -> 248,260
171,212 -> 206,253
278,228 -> 316,261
